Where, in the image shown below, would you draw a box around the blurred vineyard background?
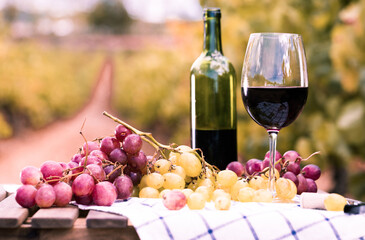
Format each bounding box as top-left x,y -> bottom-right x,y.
0,0 -> 364,200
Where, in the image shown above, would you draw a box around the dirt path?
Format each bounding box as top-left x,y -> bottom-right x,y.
0,58 -> 119,184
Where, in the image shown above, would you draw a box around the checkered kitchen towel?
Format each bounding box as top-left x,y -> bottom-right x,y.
76,197 -> 365,240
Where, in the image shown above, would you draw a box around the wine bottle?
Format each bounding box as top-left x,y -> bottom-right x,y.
190,8 -> 237,170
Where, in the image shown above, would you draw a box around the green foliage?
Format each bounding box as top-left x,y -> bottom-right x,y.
113,48 -> 194,144
0,36 -> 104,136
0,113 -> 12,138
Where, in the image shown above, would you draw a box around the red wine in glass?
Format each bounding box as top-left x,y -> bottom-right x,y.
241,86 -> 308,131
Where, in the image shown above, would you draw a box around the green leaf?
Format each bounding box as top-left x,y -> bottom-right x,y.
337,100 -> 365,144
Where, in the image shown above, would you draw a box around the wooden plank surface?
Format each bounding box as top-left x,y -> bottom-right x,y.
86,210 -> 128,228
0,194 -> 21,208
31,205 -> 79,229
0,193 -> 38,217
0,208 -> 29,228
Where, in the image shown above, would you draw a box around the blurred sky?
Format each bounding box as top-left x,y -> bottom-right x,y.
0,0 -> 202,23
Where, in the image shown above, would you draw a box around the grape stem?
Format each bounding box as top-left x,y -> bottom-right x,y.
302,151 -> 321,161
281,151 -> 321,172
79,119 -> 90,169
103,111 -> 172,151
106,164 -> 126,180
102,111 -> 218,174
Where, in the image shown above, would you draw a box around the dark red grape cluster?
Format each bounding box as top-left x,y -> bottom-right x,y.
15,124 -> 148,208
226,150 -> 321,194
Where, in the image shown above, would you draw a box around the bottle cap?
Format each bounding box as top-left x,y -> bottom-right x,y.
203,8 -> 221,19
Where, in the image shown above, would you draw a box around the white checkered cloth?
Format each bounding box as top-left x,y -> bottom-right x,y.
76,197 -> 365,240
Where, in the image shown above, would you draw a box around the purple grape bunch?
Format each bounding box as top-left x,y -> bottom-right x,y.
226,150 -> 321,195
16,123 -> 149,208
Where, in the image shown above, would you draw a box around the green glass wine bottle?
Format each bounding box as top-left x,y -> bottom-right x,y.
190,8 -> 237,170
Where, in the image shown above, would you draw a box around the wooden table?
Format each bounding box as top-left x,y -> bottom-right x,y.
0,185 -> 140,240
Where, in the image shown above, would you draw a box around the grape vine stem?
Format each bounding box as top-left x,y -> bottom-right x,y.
102,111 -> 217,173
103,111 -> 172,151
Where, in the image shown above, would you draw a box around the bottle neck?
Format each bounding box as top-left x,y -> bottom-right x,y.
203,17 -> 223,54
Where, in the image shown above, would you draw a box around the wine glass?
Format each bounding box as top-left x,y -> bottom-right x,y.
241,33 -> 308,196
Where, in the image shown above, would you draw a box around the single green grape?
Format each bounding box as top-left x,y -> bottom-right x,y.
139,187 -> 159,198
276,178 -> 296,200
324,193 -> 347,211
238,187 -> 255,202
252,189 -> 273,203
179,152 -> 202,177
163,172 -> 185,190
217,170 -> 238,188
187,192 -> 206,210
145,172 -> 164,189
154,159 -> 172,175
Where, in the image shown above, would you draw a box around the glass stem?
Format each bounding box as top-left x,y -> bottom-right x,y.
268,130 -> 278,196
